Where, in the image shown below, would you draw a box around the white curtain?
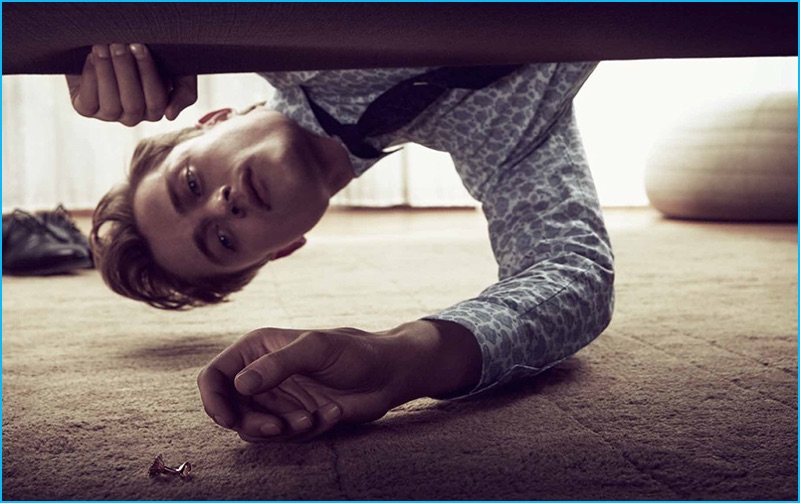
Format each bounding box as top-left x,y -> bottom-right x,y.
3,58 -> 796,213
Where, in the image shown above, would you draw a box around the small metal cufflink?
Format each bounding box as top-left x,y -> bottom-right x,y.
148,454 -> 192,480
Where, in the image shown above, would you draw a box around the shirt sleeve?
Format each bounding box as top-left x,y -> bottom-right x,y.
424,104 -> 615,398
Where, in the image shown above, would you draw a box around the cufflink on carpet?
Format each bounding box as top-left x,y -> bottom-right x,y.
148,454 -> 192,480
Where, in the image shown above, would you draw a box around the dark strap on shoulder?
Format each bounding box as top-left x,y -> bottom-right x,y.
303,65 -> 522,159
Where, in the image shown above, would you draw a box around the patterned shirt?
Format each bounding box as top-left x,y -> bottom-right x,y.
259,64 -> 615,398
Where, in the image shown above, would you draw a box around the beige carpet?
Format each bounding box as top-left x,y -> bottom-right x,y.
2,207 -> 797,500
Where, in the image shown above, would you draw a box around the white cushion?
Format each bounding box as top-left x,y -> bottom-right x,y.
645,92 -> 797,221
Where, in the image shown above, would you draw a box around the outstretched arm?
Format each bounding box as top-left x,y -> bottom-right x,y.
65,43 -> 197,126
428,100 -> 615,397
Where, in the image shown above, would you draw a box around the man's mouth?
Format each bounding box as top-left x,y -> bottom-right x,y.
244,167 -> 271,211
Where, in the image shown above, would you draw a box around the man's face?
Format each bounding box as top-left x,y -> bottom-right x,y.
133,109 -> 330,280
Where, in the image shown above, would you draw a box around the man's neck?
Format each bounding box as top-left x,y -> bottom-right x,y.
305,130 -> 355,196
248,105 -> 355,197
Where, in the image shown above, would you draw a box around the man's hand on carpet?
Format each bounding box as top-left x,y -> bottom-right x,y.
65,43 -> 197,126
197,320 -> 482,442
197,325 -> 413,442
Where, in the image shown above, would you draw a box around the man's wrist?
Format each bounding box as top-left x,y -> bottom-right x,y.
387,319 -> 482,402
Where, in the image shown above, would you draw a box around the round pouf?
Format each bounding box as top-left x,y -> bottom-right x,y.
645,92 -> 797,221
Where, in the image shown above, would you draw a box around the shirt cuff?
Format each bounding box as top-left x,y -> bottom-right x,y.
423,299 -> 534,400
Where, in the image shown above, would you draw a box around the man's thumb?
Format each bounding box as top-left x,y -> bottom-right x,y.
165,74 -> 198,120
233,332 -> 328,395
234,367 -> 266,395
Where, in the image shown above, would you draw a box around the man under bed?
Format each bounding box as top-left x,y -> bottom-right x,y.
66,43 -> 614,442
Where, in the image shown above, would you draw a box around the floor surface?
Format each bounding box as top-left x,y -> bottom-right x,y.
2,207 -> 797,500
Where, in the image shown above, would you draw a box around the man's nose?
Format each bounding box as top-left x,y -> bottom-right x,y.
208,185 -> 246,218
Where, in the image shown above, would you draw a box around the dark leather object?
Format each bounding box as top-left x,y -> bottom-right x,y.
37,205 -> 94,268
37,205 -> 92,252
2,210 -> 92,276
3,3 -> 797,76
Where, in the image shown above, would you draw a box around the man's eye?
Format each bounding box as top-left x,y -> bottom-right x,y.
217,230 -> 235,251
185,167 -> 201,196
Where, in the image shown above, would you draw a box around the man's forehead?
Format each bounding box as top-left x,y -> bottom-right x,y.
162,141 -> 192,169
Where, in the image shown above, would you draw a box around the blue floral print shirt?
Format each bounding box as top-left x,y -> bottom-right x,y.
260,63 -> 614,398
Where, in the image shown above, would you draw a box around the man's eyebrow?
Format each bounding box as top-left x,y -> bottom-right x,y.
166,166 -> 187,216
193,219 -> 225,267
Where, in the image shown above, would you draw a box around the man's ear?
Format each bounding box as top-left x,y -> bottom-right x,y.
271,237 -> 307,261
196,108 -> 235,129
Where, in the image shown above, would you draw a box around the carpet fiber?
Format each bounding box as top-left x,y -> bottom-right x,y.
2,208 -> 797,500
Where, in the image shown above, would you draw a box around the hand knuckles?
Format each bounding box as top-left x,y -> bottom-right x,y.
335,327 -> 366,336
76,106 -> 98,118
120,113 -> 143,126
302,330 -> 331,346
147,96 -> 168,111
145,111 -> 164,122
98,115 -> 122,124
96,107 -> 121,121
118,115 -> 141,127
244,327 -> 273,341
125,103 -> 145,117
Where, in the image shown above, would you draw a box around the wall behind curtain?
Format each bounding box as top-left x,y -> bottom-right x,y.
2,58 -> 796,213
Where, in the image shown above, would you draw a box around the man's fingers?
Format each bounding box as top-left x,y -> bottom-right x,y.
236,397 -> 345,443
280,410 -> 315,435
67,43 -> 195,126
67,43 -> 195,125
197,331 -> 282,427
290,401 -> 344,442
235,409 -> 286,440
234,409 -> 318,442
110,43 -> 146,126
66,53 -> 99,117
130,43 -> 169,122
196,365 -> 240,429
65,73 -> 81,101
165,74 -> 198,120
91,44 -> 123,122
